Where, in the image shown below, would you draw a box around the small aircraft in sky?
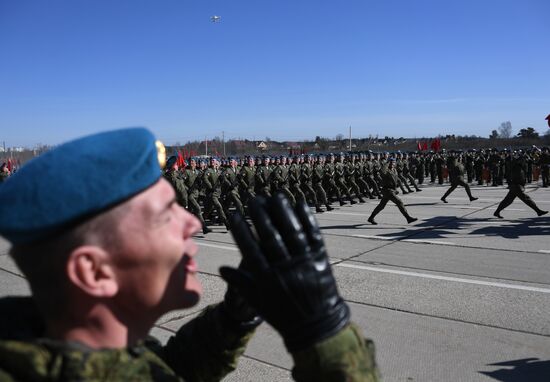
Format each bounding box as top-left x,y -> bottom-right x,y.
210,15 -> 221,23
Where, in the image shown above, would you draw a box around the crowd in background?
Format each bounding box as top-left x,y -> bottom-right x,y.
161,146 -> 550,233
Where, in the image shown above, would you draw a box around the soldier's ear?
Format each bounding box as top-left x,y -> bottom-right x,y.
66,246 -> 118,298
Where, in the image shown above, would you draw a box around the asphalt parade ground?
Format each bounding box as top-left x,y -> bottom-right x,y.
1,182 -> 549,381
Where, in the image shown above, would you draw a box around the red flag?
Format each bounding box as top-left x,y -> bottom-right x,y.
422,142 -> 428,151
177,150 -> 185,167
417,142 -> 422,151
7,159 -> 12,172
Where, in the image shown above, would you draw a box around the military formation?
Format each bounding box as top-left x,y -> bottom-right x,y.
163,146 -> 550,231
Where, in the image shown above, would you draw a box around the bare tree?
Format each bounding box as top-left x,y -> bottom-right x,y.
498,121 -> 513,138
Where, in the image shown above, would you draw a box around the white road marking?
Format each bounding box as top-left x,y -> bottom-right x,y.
197,242 -> 239,251
403,239 -> 456,245
326,211 -> 368,217
336,263 -> 550,293
538,250 -> 550,254
353,234 -> 399,241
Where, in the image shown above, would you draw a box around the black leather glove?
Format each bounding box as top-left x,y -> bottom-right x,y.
219,193 -> 350,352
221,259 -> 263,331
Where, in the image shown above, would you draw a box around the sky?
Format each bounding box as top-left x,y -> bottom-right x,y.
1,0 -> 549,147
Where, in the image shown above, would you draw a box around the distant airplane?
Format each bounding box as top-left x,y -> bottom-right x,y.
210,15 -> 221,23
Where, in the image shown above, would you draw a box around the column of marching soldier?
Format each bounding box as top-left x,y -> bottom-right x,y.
163,146 -> 550,234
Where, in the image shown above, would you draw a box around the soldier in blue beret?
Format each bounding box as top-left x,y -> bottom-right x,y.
0,128 -> 379,381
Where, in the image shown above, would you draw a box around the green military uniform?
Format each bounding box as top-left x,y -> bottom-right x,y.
289,159 -> 307,204
271,160 -> 296,206
184,165 -> 209,233
0,297 -> 380,381
238,163 -> 256,207
255,163 -> 272,197
539,149 -> 550,187
300,159 -> 323,212
164,169 -> 188,208
323,157 -> 345,205
203,165 -> 229,228
335,158 -> 356,204
440,157 -> 477,203
494,156 -> 548,218
0,171 -> 9,183
344,157 -> 365,203
368,161 -> 417,224
312,158 -> 333,211
221,165 -> 245,216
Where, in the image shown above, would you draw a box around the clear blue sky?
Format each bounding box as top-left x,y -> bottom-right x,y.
1,0 -> 549,147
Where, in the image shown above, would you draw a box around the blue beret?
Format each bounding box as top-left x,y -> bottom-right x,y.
0,128 -> 162,245
166,155 -> 178,168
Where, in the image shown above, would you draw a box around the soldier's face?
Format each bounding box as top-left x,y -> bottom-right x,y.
111,179 -> 202,317
190,160 -> 196,169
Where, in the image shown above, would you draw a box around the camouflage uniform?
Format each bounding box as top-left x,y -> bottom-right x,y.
164,169 -> 188,208
238,160 -> 256,206
0,297 -> 380,381
368,161 -> 417,224
441,157 -> 477,203
184,162 -> 210,233
271,157 -> 296,206
289,158 -> 307,204
221,163 -> 245,217
494,155 -> 548,218
203,162 -> 229,228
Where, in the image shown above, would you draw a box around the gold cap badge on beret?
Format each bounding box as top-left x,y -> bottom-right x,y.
156,140 -> 167,169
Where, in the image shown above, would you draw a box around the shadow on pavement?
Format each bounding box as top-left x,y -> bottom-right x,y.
470,217 -> 550,239
479,358 -> 550,382
371,215 -> 550,241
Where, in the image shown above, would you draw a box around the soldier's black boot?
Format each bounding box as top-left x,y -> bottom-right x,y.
537,210 -> 549,216
493,210 -> 503,219
315,205 -> 324,213
325,203 -> 334,211
406,215 -> 418,224
358,196 -> 366,203
202,224 -> 212,234
367,215 -> 377,225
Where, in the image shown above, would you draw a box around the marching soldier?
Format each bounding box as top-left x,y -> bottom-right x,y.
255,156 -> 273,197
289,155 -> 307,205
345,154 -> 366,203
335,153 -> 357,204
185,157 -> 211,234
203,157 -> 230,229
539,146 -> 550,187
441,155 -> 478,203
324,153 -> 346,205
271,155 -> 296,206
364,152 -> 382,198
401,153 -> 421,192
163,156 -> 188,209
312,155 -> 334,211
368,158 -> 418,225
221,157 -> 245,217
239,156 -> 256,207
301,154 -> 324,213
494,151 -> 548,218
